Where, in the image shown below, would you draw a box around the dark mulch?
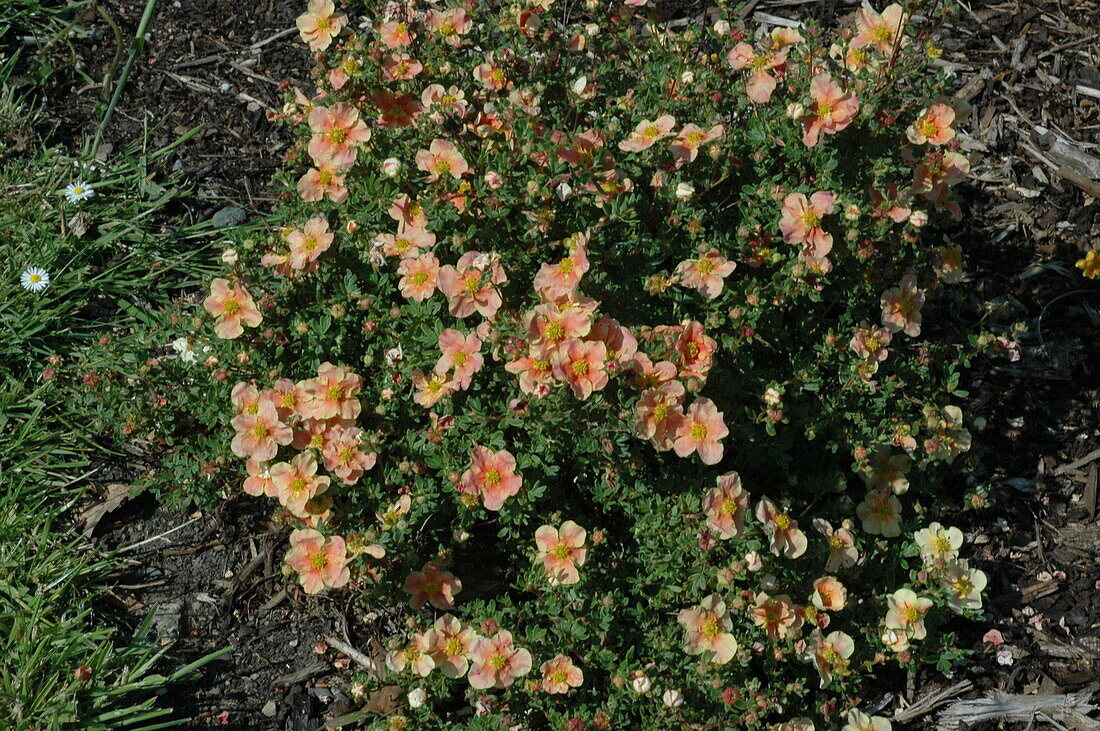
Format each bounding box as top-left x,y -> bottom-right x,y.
19,0 -> 1100,727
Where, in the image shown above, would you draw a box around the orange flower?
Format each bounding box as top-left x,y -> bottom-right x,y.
381,52 -> 423,82
674,321 -> 717,381
780,191 -> 836,259
468,631 -> 532,689
428,614 -> 476,678
553,338 -> 609,400
618,114 -> 677,152
670,123 -> 724,165
801,74 -> 859,148
533,243 -> 590,300
436,328 -> 484,389
321,426 -> 376,485
907,103 -> 956,146
534,520 -> 588,585
376,226 -> 435,259
526,304 -> 592,354
286,216 -> 334,270
588,316 -> 638,368
386,630 -> 436,676
415,139 -> 470,182
862,445 -> 910,494
412,369 -> 455,408
505,348 -> 555,397
675,250 -> 736,299
885,588 -> 932,640
851,3 -> 905,55
1076,250 -> 1100,279
540,654 -> 584,694
270,452 -> 330,517
635,381 -> 686,451
880,273 -> 925,337
397,253 -> 439,301
811,576 -> 848,611
807,629 -> 854,687
204,278 -> 262,339
703,471 -> 750,540
678,594 -> 739,665
300,362 -> 362,421
296,162 -> 347,203
727,44 -> 789,104
307,103 -> 371,169
424,7 -> 473,45
379,20 -> 413,48
403,561 -> 462,610
750,592 -> 801,640
812,518 -> 859,572
458,446 -> 523,511
437,251 -> 508,319
295,0 -> 346,52
756,497 -> 808,558
243,459 -> 276,497
673,397 -> 729,465
230,400 -> 292,462
856,489 -> 902,537
284,528 -> 350,594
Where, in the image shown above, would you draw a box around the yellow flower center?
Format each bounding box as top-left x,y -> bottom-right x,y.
310,552 -> 329,569
309,433 -> 325,449
434,159 -> 451,174
557,258 -> 574,275
697,257 -> 715,274
773,513 -> 791,531
223,300 -> 241,315
452,351 -> 468,367
463,275 -> 481,294
873,26 -> 891,43
552,543 -> 572,560
289,477 -> 307,495
490,653 -> 507,671
921,119 -> 940,138
817,102 -> 834,117
551,668 -> 569,684
686,130 -> 705,145
702,617 -> 720,639
720,499 -> 738,516
339,447 -> 356,465
953,575 -> 973,595
329,128 -> 347,144
445,637 -> 464,656
686,342 -> 700,359
484,468 -> 502,486
571,359 -> 589,377
802,211 -> 821,228
545,322 -> 565,341
903,605 -> 922,623
690,422 -> 708,441
932,535 -> 952,554
251,423 -> 270,439
652,402 -> 669,421
328,385 -> 345,401
412,271 -> 428,285
642,124 -> 661,140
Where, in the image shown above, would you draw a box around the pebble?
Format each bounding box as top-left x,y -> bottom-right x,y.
261,701 -> 276,718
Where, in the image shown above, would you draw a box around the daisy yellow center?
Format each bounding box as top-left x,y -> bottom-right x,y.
329,128 -> 347,144
571,359 -> 589,377
552,543 -> 572,560
445,637 -> 465,656
551,668 -> 569,684
484,468 -> 502,486
289,477 -> 308,495
29,274 -> 42,283
690,422 -> 708,441
412,271 -> 429,285
686,342 -> 700,359
702,618 -> 721,639
545,322 -> 565,340
490,653 -> 508,671
223,300 -> 242,315
903,605 -> 922,623
72,186 -> 85,195
452,351 -> 468,367
773,513 -> 791,531
932,535 -> 952,554
310,552 -> 329,569
251,423 -> 270,439
697,257 -> 715,274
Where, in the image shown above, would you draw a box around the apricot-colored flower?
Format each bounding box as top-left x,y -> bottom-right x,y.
286,216 -> 334,270
415,139 -> 470,182
849,322 -> 892,365
703,471 -> 750,540
321,426 -> 376,484
780,191 -> 836,258
913,522 -> 963,567
204,278 -> 262,339
856,489 -> 902,537
243,459 -> 276,497
634,382 -> 686,451
808,629 -> 854,687
629,353 -> 678,389
534,521 -> 588,585
472,55 -> 509,91
403,561 -> 462,610
381,52 -> 423,82
526,304 -> 592,353
941,560 -> 987,612
296,0 -> 346,51
756,497 -> 808,558
297,162 -> 347,203
377,226 -> 435,259
301,362 -> 361,421
386,631 -> 436,676
379,20 -> 413,48
437,250 -> 507,319
670,123 -> 724,165
436,329 -> 484,389
750,592 -> 800,640
428,614 -> 476,678
468,630 -> 532,689
863,446 -> 910,494
885,587 -> 933,640
813,518 -> 859,572
811,577 -> 848,611
880,273 -> 925,337
540,654 -> 584,694
678,594 -> 739,664
533,244 -> 590,300
231,400 -> 292,461
412,369 -> 455,408
397,253 -> 440,301
851,3 -> 905,55
270,452 -> 330,516
674,321 -> 717,381
425,7 -> 473,45
727,44 -> 789,104
284,528 -> 349,594
801,74 -> 859,148
908,103 -> 956,145
458,446 -> 522,511
553,338 -> 608,400
674,397 -> 729,465
307,103 -> 371,169
676,251 -> 736,299
1075,250 -> 1100,279
843,709 -> 893,731
618,114 -> 676,152
505,349 -> 555,397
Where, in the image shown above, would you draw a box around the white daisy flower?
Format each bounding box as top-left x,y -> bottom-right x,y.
64,181 -> 95,204
20,267 -> 50,292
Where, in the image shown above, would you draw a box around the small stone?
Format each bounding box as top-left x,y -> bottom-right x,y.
261,701 -> 277,717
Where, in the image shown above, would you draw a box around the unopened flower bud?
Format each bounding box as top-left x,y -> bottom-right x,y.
382,158 -> 401,177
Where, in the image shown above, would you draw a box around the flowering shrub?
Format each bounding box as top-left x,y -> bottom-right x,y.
185,0 -> 1021,726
